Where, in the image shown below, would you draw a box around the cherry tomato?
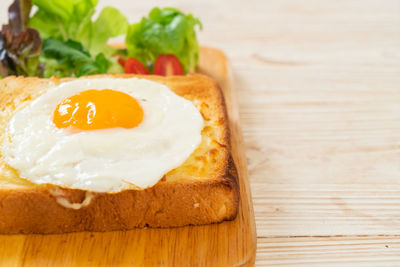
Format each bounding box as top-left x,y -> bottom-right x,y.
124,58 -> 149,74
117,56 -> 126,67
154,54 -> 184,76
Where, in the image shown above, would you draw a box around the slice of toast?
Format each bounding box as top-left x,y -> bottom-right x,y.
0,73 -> 239,234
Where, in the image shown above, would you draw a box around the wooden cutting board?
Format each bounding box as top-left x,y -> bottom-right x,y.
0,47 -> 257,267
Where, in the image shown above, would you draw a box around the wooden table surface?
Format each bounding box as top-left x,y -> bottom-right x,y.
2,0 -> 400,265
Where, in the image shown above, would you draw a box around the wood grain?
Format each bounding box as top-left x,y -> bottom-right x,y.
0,47 -> 256,266
257,236 -> 400,266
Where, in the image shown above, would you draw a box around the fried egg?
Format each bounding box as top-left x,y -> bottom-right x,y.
2,78 -> 204,192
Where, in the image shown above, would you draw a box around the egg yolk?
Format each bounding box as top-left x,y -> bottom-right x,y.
53,89 -> 143,130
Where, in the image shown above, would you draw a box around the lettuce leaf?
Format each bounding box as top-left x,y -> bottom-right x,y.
91,7 -> 129,56
0,0 -> 42,77
28,0 -> 127,77
125,7 -> 202,73
42,38 -> 109,77
29,0 -> 128,56
29,0 -> 96,41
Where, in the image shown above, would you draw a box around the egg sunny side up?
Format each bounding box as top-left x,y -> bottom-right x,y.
2,77 -> 204,192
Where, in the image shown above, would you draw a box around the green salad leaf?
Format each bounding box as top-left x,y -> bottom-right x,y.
125,7 -> 202,73
29,0 -> 128,56
29,0 -> 95,41
2,0 -> 202,78
42,38 -> 109,77
91,7 -> 129,56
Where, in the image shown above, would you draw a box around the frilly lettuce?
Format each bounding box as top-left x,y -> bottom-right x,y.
126,7 -> 202,73
0,0 -> 42,77
29,0 -> 128,56
25,0 -> 128,77
41,38 -> 109,78
1,1 -> 202,78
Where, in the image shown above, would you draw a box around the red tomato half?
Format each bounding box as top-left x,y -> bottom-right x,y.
117,56 -> 126,67
154,54 -> 184,76
124,58 -> 149,74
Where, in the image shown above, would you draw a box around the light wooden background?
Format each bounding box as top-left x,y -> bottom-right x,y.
2,0 -> 400,265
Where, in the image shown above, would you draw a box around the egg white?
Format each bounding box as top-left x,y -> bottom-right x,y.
2,78 -> 204,192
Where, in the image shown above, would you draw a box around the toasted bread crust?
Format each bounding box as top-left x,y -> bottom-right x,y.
0,74 -> 239,234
